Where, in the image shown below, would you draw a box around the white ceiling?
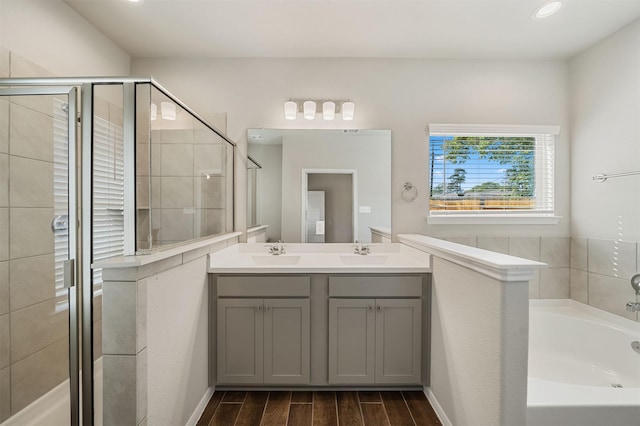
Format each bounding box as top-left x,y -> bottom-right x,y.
63,0 -> 640,60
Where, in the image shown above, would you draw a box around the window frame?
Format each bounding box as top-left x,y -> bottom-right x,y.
426,124 -> 561,225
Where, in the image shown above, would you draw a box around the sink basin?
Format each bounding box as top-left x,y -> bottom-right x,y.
339,255 -> 389,265
251,255 -> 301,265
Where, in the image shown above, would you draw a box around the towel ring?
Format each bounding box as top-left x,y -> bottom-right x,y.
402,182 -> 418,202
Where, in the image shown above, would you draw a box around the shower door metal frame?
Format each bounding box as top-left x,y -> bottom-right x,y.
0,85 -> 80,426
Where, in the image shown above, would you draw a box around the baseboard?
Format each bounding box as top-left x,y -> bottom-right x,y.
424,386 -> 452,426
185,386 -> 215,426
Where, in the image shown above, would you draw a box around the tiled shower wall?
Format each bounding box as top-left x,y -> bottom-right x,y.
147,128 -> 229,246
440,235 -> 639,322
0,49 -> 103,422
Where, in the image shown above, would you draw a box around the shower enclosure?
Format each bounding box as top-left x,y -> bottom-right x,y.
0,78 -> 235,425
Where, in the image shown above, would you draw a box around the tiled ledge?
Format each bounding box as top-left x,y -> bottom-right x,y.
96,233 -> 241,282
398,234 -> 546,282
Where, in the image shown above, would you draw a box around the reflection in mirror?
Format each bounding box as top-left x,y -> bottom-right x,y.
247,155 -> 261,228
247,129 -> 391,243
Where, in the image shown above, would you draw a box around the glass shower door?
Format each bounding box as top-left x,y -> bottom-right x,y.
0,87 -> 79,425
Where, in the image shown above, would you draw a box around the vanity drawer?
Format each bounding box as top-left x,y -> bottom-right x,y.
217,276 -> 310,297
329,276 -> 422,298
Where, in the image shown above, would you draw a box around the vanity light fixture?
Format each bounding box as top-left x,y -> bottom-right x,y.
282,99 -> 356,121
284,100 -> 297,120
160,102 -> 176,120
342,101 -> 355,121
303,101 -> 316,120
534,0 -> 562,19
323,101 -> 336,120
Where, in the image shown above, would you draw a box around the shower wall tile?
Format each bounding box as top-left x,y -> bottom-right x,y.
0,209 -> 8,261
197,176 -> 225,209
570,269 -> 588,304
11,337 -> 68,414
9,208 -> 54,259
161,128 -> 193,144
94,320 -> 103,360
160,209 -> 194,242
9,254 -> 55,311
540,237 -> 570,267
202,209 -> 225,236
160,144 -> 193,177
477,236 -> 509,255
570,237 -> 588,271
137,143 -> 150,177
442,236 -> 477,247
0,154 -> 8,207
137,176 -> 150,208
0,100 -> 8,154
10,298 -> 68,362
508,237 -> 540,261
588,238 -> 636,279
0,262 -> 8,315
0,314 -> 9,369
9,157 -> 53,208
151,177 -> 162,209
103,281 -> 137,355
588,272 -> 637,320
539,267 -> 570,299
9,104 -> 54,162
0,366 -> 9,423
150,145 -> 162,178
160,177 -> 194,209
194,143 -> 224,173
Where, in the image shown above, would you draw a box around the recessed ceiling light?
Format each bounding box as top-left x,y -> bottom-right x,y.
534,1 -> 562,19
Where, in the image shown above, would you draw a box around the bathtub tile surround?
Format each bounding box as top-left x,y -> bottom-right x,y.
439,235 -> 637,321
440,236 -> 569,301
570,237 -> 639,321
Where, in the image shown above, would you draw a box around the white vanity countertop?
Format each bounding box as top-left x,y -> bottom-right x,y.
208,243 -> 431,274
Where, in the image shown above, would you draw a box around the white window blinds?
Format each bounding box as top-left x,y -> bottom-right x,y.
428,124 -> 558,216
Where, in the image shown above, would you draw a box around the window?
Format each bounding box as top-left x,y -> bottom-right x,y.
428,124 -> 560,224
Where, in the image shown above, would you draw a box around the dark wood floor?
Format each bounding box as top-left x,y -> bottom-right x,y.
197,391 -> 442,426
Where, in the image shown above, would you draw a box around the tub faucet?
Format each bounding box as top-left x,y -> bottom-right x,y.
267,240 -> 285,255
354,240 -> 370,255
626,302 -> 640,313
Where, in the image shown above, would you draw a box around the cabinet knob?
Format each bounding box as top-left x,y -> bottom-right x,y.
377,305 -> 381,312
265,305 -> 270,311
368,305 -> 373,312
257,305 -> 261,311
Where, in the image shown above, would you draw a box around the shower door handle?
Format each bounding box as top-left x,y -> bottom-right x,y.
63,259 -> 75,289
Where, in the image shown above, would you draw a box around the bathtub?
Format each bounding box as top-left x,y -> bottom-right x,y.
1,359 -> 102,426
527,299 -> 640,426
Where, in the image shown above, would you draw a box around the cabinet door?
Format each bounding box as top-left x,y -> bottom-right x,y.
217,298 -> 263,384
375,299 -> 422,384
263,298 -> 310,384
328,298 -> 375,384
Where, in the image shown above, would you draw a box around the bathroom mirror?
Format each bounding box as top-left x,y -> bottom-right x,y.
247,128 -> 391,243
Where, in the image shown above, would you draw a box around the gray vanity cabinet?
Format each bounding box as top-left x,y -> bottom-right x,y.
328,276 -> 423,385
216,276 -> 311,385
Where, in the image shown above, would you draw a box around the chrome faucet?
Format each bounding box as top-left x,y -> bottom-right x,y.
626,302 -> 640,313
354,240 -> 370,255
267,240 -> 285,255
626,275 -> 640,312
